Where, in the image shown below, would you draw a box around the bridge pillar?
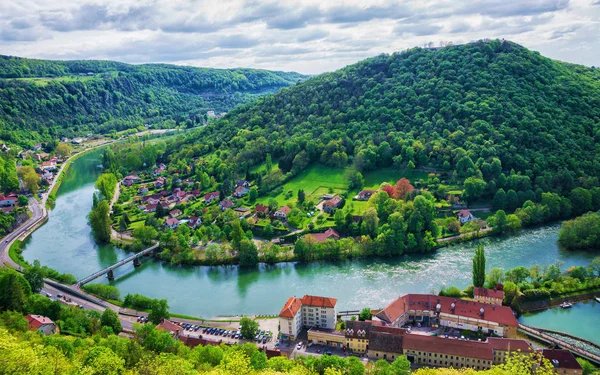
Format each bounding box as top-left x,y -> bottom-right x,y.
133,258 -> 142,267
107,270 -> 114,280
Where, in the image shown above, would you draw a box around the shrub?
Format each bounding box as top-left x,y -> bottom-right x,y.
82,284 -> 120,301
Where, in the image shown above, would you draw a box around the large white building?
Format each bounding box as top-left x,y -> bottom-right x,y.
279,295 -> 337,340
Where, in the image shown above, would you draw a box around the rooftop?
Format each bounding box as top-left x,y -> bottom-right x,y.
376,294 -> 518,327
301,295 -> 337,308
26,314 -> 55,329
279,297 -> 303,319
474,287 -> 505,300
404,334 -> 494,360
487,338 -> 533,353
541,349 -> 583,370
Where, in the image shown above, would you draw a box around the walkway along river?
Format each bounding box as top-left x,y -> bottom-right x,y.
22,150 -> 600,343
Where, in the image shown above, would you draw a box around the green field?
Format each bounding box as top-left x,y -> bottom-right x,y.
257,164 -> 348,207
256,164 -> 429,215
8,75 -> 98,86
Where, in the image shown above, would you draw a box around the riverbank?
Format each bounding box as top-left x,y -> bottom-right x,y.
518,289 -> 600,313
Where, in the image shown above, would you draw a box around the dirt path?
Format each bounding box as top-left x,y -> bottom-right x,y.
437,227 -> 492,243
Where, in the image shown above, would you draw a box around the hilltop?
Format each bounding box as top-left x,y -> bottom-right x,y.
172,39 -> 600,195
0,55 -> 306,146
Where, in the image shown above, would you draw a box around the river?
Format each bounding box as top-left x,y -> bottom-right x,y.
22,150 -> 598,338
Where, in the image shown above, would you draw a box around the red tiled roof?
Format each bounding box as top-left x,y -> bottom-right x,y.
358,190 -> 376,196
541,349 -> 583,370
26,314 -> 54,329
279,297 -> 303,318
165,218 -> 178,226
220,199 -> 234,208
255,204 -> 269,213
403,334 -> 494,360
376,294 -> 518,327
277,206 -> 291,215
204,191 -> 220,200
474,287 -> 505,300
487,338 -> 533,353
308,228 -> 340,243
301,295 -> 337,308
156,319 -> 181,335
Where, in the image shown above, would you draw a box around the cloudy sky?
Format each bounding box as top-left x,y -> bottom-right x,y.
1,0 -> 599,74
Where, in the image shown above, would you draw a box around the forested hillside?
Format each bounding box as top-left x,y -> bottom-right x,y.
173,39 -> 600,195
0,55 -> 306,146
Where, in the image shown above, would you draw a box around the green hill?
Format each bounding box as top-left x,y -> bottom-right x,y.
0,55 -> 306,146
172,39 -> 600,195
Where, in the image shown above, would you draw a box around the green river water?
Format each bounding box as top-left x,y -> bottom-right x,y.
21,150 -> 599,343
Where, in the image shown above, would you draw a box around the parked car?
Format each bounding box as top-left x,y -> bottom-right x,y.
45,293 -> 52,298
262,337 -> 267,344
296,343 -> 303,350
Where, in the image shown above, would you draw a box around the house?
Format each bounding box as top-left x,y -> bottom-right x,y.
191,190 -> 201,197
234,207 -> 252,218
307,228 -> 341,243
355,190 -> 377,201
374,294 -> 519,338
233,185 -> 250,198
322,196 -> 342,213
0,143 -> 10,153
26,315 -> 56,335
474,287 -> 505,306
236,180 -> 250,187
0,195 -> 17,207
458,210 -> 475,224
41,161 -> 57,171
138,187 -> 149,194
188,216 -> 201,229
207,110 -> 216,118
255,204 -> 269,216
541,349 -> 583,375
219,199 -> 234,211
274,206 -> 291,220
169,209 -> 182,218
145,204 -> 157,212
156,319 -> 181,339
154,177 -> 166,189
203,191 -> 220,204
345,320 -> 377,353
164,217 -> 179,229
122,175 -> 141,187
279,295 -> 338,340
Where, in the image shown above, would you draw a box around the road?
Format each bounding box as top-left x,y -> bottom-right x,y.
0,197 -> 45,269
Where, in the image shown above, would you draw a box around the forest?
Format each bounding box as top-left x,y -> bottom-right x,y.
0,55 -> 306,147
168,39 -> 600,196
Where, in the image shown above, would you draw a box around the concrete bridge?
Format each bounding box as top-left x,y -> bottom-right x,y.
337,310 -> 361,318
518,323 -> 600,366
77,243 -> 160,286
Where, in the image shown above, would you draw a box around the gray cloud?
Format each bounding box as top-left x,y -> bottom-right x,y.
296,29 -> 330,43
457,0 -> 570,18
549,24 -> 582,39
394,22 -> 443,36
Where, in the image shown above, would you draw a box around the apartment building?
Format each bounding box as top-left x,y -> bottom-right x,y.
279,295 -> 337,340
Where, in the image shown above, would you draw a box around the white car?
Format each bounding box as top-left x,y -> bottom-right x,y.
296,343 -> 303,350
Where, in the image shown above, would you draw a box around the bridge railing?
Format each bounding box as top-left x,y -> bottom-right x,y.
518,324 -> 600,364
77,243 -> 159,285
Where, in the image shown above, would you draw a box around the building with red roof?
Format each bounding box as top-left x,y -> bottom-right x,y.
156,319 -> 181,339
474,287 -> 505,306
306,228 -> 340,243
458,209 -> 475,224
374,294 -> 519,338
255,204 -> 269,216
26,314 -> 56,335
279,295 -> 337,340
203,191 -> 220,203
274,206 -> 291,220
541,349 -> 583,375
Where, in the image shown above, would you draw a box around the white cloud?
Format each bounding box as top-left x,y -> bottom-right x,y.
0,0 -> 598,74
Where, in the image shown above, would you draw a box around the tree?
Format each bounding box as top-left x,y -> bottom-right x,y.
248,186 -> 258,203
17,195 -> 28,206
297,189 -> 305,204
570,187 -> 592,216
576,358 -> 596,375
231,220 -> 244,251
492,188 -> 507,211
88,200 -> 112,243
472,244 -> 486,288
463,177 -> 486,203
100,308 -> 122,333
55,143 -> 72,159
148,299 -> 170,324
395,178 -> 414,200
358,308 -> 372,321
485,267 -> 504,288
132,225 -> 158,246
591,256 -> 600,277
23,261 -> 45,293
506,189 -> 519,212
361,207 -> 379,237
265,153 -> 272,173
390,356 -> 411,375
95,173 -> 118,201
0,272 -> 30,312
239,240 -> 259,267
240,317 -> 259,339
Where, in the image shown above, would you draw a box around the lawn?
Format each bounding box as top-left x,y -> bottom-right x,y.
128,220 -> 146,231
361,168 -> 429,190
257,164 -> 349,207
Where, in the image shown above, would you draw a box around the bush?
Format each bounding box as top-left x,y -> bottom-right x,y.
82,284 -> 120,301
521,288 -> 551,301
123,293 -> 154,310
